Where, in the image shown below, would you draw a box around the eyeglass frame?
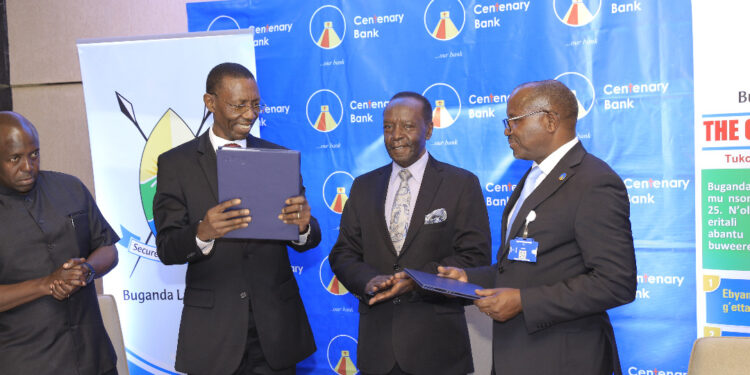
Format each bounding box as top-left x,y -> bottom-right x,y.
207,92 -> 267,115
502,110 -> 552,130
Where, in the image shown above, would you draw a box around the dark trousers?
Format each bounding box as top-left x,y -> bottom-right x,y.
232,306 -> 295,375
362,363 -> 457,375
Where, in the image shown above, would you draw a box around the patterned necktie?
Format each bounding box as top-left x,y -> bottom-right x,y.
505,166 -> 542,243
223,143 -> 242,148
389,169 -> 412,254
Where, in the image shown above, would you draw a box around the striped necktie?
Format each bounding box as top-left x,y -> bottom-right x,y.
389,169 -> 412,254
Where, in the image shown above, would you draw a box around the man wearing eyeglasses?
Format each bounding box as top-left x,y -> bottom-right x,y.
439,80 -> 636,375
153,62 -> 321,375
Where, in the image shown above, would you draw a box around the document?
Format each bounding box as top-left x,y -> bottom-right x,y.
404,268 -> 483,300
217,147 -> 300,240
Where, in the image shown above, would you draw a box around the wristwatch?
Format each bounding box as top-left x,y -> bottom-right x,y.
82,262 -> 96,284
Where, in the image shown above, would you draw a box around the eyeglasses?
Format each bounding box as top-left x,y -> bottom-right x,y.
208,92 -> 267,115
502,110 -> 550,129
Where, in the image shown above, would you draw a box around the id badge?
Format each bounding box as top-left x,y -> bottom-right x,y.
508,238 -> 539,263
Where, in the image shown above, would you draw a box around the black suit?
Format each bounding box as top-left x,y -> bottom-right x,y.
154,131 -> 320,375
466,143 -> 636,375
330,156 -> 491,375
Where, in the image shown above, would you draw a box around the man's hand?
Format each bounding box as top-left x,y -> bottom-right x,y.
368,272 -> 415,305
474,288 -> 522,322
437,266 -> 468,282
365,275 -> 394,295
197,199 -> 251,241
279,195 -> 311,233
47,258 -> 87,300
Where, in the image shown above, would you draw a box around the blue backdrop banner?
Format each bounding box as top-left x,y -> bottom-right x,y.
186,1 -> 694,373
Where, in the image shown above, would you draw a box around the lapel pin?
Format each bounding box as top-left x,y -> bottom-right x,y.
558,173 -> 567,181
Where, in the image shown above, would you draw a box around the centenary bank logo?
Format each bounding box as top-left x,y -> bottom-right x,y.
323,171 -> 354,214
307,89 -> 344,132
206,15 -> 241,30
424,0 -> 466,41
553,0 -> 602,27
554,72 -> 595,119
327,335 -> 359,374
310,5 -> 346,49
114,92 -> 200,276
626,366 -> 687,375
320,255 -> 349,296
423,83 -> 462,128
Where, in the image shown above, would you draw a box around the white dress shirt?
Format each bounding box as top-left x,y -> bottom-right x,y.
506,137 -> 580,230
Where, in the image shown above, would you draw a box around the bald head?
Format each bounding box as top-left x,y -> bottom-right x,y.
0,112 -> 40,193
512,80 -> 578,134
0,111 -> 38,138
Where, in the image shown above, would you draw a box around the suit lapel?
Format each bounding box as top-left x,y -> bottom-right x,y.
197,131 -> 219,202
399,156 -> 442,257
374,165 -> 396,256
500,143 -> 586,260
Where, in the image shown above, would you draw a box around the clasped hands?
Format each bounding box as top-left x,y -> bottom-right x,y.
365,272 -> 416,305
436,266 -> 522,322
46,258 -> 89,301
197,195 -> 311,241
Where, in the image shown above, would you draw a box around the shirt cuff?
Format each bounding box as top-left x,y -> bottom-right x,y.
196,236 -> 215,255
292,224 -> 311,245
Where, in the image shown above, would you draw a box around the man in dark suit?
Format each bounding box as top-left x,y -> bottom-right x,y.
329,92 -> 491,375
154,62 -> 321,375
439,80 -> 637,375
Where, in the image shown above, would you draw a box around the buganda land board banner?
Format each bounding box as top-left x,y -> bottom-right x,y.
78,30 -> 257,374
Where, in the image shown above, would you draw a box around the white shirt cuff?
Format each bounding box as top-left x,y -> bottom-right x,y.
196,236 -> 215,255
292,224 -> 311,245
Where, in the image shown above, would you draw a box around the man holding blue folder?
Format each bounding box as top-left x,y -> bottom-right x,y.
154,63 -> 321,375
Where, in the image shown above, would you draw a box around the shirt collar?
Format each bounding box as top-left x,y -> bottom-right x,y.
209,125 -> 247,151
534,137 -> 579,175
390,151 -> 430,185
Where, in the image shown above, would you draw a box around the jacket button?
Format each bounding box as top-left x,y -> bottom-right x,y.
393,264 -> 401,271
393,297 -> 401,305
240,292 -> 247,299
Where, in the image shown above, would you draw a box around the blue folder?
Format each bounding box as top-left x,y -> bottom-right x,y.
404,268 -> 483,300
217,147 -> 300,240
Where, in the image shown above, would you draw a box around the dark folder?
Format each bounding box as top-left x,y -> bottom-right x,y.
216,147 -> 300,241
404,268 -> 483,300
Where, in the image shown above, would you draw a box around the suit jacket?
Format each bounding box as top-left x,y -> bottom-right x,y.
330,156 -> 491,375
154,131 -> 320,375
466,143 -> 636,375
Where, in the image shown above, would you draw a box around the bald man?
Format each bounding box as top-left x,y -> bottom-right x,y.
0,112 -> 120,374
439,80 -> 636,375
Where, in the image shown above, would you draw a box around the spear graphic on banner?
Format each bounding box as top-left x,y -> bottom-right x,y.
115,91 -> 151,278
115,91 -> 205,278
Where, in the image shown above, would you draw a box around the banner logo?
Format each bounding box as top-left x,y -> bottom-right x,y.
307,89 -> 344,132
327,335 -> 359,374
553,0 -> 602,27
323,171 -> 354,214
424,0 -> 466,41
310,5 -> 346,49
320,256 -> 349,296
115,92 -> 200,275
423,83 -> 462,128
554,72 -> 595,119
206,15 -> 241,31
